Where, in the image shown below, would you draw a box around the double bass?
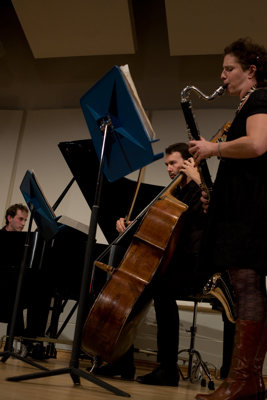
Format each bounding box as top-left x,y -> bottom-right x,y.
81,172 -> 188,364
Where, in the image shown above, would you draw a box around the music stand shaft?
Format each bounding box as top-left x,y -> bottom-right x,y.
69,118 -> 109,368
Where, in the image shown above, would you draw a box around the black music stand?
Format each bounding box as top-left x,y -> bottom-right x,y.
6,65 -> 162,397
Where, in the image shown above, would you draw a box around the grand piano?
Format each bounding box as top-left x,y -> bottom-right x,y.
0,138 -> 164,357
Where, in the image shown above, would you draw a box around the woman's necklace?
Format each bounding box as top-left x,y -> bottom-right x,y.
235,85 -> 257,114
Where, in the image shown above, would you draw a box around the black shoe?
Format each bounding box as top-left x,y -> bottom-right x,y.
88,363 -> 136,380
21,340 -> 33,354
136,364 -> 180,386
27,343 -> 49,360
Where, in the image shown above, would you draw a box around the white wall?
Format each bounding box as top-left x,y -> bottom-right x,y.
1,106 -> 248,375
0,110 -> 24,226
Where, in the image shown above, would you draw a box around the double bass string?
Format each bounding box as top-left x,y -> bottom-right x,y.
95,172 -> 184,263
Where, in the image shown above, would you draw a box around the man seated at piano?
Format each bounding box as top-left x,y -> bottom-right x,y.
1,203 -> 29,349
91,142 -> 207,386
1,203 -> 50,358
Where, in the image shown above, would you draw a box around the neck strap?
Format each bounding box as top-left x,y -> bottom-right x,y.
236,85 -> 257,114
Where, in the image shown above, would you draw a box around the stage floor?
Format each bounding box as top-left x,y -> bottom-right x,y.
0,350 -> 265,400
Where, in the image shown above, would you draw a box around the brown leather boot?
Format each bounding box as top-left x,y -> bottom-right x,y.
254,327 -> 267,400
196,319 -> 263,400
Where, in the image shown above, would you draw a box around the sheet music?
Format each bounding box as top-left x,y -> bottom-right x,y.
57,215 -> 89,235
120,64 -> 156,141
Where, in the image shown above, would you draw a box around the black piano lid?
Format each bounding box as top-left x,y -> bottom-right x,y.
58,139 -> 164,244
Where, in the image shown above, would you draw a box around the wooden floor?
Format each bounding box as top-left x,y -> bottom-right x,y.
0,349 -> 236,400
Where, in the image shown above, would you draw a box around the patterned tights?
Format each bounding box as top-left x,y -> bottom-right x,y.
229,267 -> 267,327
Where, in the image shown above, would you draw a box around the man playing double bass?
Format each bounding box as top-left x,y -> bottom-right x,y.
92,142 -> 207,386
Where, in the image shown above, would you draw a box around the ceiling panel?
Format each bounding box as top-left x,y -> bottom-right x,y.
11,0 -> 137,58
165,0 -> 267,56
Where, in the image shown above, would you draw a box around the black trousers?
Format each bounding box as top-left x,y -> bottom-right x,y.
154,282 -> 179,367
153,253 -> 206,368
3,272 -> 52,342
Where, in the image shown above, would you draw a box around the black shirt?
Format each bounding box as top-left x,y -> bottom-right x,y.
173,180 -> 205,255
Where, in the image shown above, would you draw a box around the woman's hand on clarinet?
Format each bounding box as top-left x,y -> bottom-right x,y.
189,137 -> 216,166
116,218 -> 132,234
180,157 -> 201,186
201,190 -> 209,213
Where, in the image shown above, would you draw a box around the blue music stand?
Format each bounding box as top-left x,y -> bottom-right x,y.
80,65 -> 163,181
20,170 -> 65,242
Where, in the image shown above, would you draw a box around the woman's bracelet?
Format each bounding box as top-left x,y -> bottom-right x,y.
218,142 -> 225,162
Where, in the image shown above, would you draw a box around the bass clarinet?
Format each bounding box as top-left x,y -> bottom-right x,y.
181,85 -> 237,323
181,84 -> 228,200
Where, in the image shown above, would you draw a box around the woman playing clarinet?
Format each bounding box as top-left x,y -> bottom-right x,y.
189,38 -> 267,400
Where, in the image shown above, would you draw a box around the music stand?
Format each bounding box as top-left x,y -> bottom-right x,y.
6,65 -> 163,397
80,64 -> 163,182
20,170 -> 66,241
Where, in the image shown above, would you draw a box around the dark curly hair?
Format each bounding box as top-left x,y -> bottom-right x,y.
224,38 -> 267,87
165,143 -> 191,160
5,203 -> 28,226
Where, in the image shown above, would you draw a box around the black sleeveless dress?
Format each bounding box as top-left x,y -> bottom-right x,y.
199,88 -> 267,276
